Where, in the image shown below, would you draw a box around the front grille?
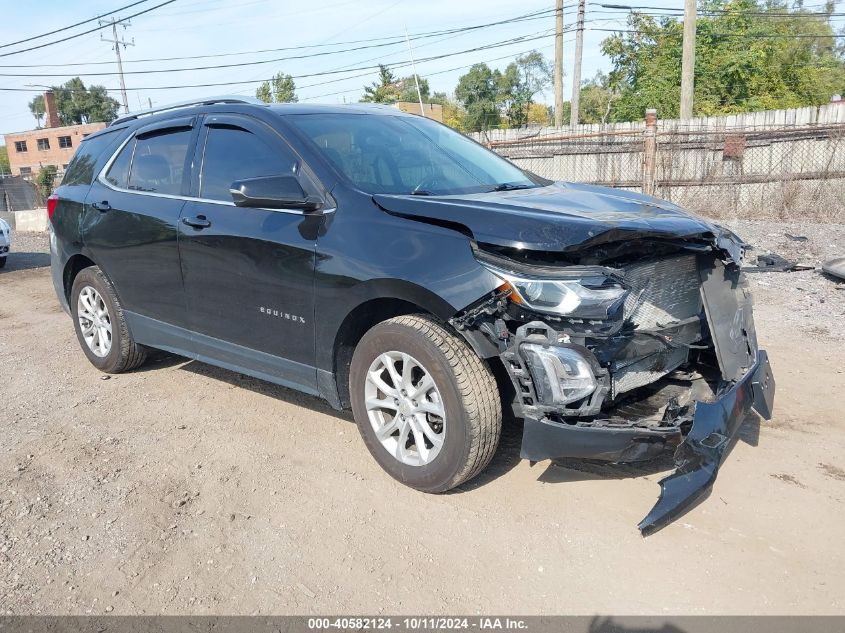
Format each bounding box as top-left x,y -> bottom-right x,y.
611,254 -> 704,398
622,254 -> 703,329
612,347 -> 689,398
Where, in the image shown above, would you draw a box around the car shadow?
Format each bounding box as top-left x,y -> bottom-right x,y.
0,251 -> 50,272
176,356 -> 355,423
139,352 -> 762,492
587,617 -> 688,633
454,410 -> 762,490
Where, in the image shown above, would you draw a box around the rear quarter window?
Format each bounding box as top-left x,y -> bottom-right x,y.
61,128 -> 126,187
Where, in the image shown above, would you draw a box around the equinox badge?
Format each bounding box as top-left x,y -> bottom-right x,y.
259,306 -> 306,324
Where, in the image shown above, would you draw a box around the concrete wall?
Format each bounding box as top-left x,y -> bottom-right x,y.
3,208 -> 49,232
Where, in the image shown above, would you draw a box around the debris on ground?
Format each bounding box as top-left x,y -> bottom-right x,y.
822,256 -> 845,281
744,253 -> 813,273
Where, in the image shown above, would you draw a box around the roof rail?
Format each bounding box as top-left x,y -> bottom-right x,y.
109,95 -> 264,126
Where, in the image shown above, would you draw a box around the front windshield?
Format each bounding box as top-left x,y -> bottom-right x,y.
287,113 -> 542,196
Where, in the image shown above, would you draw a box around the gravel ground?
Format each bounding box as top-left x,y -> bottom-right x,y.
725,220 -> 845,340
2,231 -> 49,273
1,225 -> 844,615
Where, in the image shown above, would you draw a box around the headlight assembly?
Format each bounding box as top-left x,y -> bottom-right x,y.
486,266 -> 628,319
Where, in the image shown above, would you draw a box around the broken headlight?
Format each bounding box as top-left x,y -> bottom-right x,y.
521,343 -> 597,405
486,267 -> 627,318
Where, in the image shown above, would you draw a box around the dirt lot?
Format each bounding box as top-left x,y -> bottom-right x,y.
1,224 -> 844,616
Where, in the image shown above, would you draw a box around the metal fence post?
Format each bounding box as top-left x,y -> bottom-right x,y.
642,108 -> 658,196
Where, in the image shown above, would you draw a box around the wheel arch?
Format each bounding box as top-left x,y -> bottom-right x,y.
327,280 -> 469,409
63,253 -> 98,302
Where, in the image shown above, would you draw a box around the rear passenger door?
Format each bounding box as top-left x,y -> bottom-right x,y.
177,114 -> 321,394
84,116 -> 199,330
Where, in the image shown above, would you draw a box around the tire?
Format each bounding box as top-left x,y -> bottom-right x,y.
349,314 -> 501,492
0,256 -> 6,269
70,266 -> 147,373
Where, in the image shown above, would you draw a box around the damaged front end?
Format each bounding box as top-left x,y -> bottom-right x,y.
451,229 -> 775,535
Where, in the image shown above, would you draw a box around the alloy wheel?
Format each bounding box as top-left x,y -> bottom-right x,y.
364,351 -> 446,466
77,286 -> 113,358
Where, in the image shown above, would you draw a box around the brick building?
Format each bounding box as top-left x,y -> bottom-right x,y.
394,101 -> 443,122
3,91 -> 106,179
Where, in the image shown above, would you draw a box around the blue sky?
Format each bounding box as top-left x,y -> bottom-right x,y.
0,0 -> 682,138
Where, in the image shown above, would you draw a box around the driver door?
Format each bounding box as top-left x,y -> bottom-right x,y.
178,114 -> 321,394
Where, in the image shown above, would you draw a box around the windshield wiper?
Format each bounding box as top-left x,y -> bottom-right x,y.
409,189 -> 435,196
488,183 -> 534,192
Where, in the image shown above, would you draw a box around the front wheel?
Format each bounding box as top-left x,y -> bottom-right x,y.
349,314 -> 502,492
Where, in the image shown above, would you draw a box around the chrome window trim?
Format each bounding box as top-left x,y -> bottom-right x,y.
96,129 -> 334,216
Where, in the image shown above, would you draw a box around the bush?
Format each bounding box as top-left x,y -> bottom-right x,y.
36,165 -> 58,199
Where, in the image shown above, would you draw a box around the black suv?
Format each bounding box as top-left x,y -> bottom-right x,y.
49,97 -> 775,534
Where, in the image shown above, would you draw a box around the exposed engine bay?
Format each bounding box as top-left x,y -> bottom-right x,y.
451,232 -> 775,535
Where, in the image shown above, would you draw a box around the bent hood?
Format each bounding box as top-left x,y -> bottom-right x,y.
374,182 -> 738,258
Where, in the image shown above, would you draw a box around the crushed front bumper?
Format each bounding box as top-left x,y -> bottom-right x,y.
520,349 -> 775,535
507,257 -> 775,534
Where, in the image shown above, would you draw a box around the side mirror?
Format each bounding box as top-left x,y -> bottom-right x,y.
229,175 -> 323,212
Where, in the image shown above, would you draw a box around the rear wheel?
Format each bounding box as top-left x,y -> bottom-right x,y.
349,314 -> 501,492
70,266 -> 147,373
0,256 -> 6,269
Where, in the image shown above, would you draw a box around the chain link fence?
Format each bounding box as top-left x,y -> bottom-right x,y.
473,108 -> 845,223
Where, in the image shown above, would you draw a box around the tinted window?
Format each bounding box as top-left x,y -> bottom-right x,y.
105,139 -> 135,188
62,128 -> 122,186
200,126 -> 298,201
287,113 -> 538,195
127,129 -> 192,195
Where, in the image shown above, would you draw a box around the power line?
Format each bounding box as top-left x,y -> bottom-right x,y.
0,0 -> 177,59
0,7 -> 563,72
595,2 -> 840,14
0,30 -> 558,92
591,27 -> 845,38
299,41 -> 564,103
0,0 -> 152,50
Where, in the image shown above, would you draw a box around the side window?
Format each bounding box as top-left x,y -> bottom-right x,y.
62,128 -> 122,187
200,125 -> 298,201
127,129 -> 192,195
105,139 -> 135,188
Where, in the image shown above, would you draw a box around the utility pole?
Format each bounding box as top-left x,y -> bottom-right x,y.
570,0 -> 586,127
404,26 -> 426,118
99,16 -> 134,115
679,0 -> 697,119
554,0 -> 564,127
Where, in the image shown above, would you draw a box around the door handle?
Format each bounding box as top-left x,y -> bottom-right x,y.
182,215 -> 212,229
91,201 -> 111,212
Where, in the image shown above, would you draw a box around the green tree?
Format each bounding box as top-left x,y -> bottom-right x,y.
498,51 -> 552,126
0,145 -> 9,175
455,63 -> 502,131
395,75 -> 430,103
601,0 -> 845,120
361,65 -> 401,103
577,72 -> 617,124
256,72 -> 298,103
35,165 -> 58,198
28,95 -> 45,127
48,78 -> 120,125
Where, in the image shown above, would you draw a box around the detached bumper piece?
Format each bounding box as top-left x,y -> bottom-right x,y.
638,349 -> 774,536
520,350 -> 774,535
